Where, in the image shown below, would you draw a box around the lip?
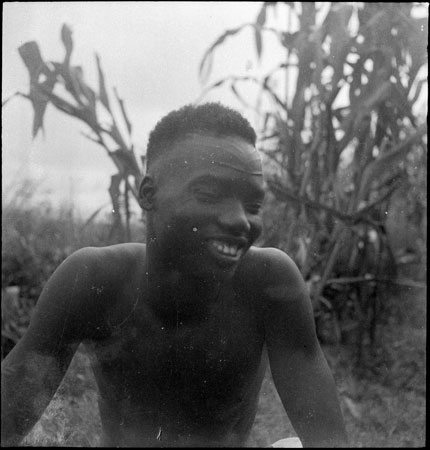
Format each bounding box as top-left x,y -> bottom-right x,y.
205,236 -> 249,266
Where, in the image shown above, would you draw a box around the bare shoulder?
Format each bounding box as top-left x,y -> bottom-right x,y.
96,242 -> 147,259
240,246 -> 308,302
69,243 -> 146,281
73,242 -> 146,261
22,243 -> 147,342
245,248 -> 318,352
246,246 -> 299,268
43,242 -> 147,312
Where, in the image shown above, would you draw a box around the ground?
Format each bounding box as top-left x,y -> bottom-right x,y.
21,296 -> 426,447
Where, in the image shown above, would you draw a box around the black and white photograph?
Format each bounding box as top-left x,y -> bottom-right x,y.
2,2 -> 427,447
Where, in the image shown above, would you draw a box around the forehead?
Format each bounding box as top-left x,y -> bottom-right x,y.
152,133 -> 263,177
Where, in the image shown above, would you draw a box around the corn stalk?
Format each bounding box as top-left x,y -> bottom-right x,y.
4,24 -> 144,241
200,2 -> 427,352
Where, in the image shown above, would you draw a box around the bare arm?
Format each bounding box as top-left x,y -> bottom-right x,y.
262,249 -> 347,447
1,248 -> 102,446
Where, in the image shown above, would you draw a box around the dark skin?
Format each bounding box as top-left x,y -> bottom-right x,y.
1,133 -> 347,447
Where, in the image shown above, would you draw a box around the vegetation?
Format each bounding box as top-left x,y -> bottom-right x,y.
199,1 -> 427,355
2,180 -> 144,356
2,2 -> 426,447
2,190 -> 425,447
5,5 -> 426,350
3,24 -> 144,241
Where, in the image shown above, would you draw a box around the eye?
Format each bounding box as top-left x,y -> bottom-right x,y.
193,187 -> 221,203
245,203 -> 262,215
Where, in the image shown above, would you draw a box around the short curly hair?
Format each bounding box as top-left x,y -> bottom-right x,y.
146,102 -> 257,167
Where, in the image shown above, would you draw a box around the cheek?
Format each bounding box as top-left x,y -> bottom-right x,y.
250,216 -> 263,241
154,202 -> 201,239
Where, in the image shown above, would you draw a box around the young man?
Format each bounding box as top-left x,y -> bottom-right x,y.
1,103 -> 347,447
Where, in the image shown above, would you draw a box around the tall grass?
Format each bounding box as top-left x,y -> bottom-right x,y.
2,178 -> 425,447
199,1 -> 427,359
2,178 -> 145,353
3,179 -> 144,296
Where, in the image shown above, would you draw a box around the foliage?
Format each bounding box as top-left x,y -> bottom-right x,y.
21,347 -> 101,447
1,180 -> 145,354
19,313 -> 426,447
3,24 -> 144,241
199,2 -> 427,352
3,192 -> 424,446
2,7 -> 426,445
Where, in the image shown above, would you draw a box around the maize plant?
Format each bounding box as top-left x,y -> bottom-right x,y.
3,24 -> 144,241
199,2 -> 427,356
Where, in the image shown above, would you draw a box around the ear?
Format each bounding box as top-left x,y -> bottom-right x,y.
138,175 -> 156,211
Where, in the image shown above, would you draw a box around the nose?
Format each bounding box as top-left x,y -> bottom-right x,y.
217,198 -> 251,236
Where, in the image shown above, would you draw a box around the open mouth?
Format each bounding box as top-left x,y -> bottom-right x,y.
207,238 -> 247,263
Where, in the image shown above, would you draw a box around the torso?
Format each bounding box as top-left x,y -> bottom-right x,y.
83,244 -> 268,447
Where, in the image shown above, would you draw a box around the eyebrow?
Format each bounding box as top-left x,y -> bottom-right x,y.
190,174 -> 265,199
215,161 -> 263,175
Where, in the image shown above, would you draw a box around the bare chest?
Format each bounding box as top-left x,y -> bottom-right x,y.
89,291 -> 264,409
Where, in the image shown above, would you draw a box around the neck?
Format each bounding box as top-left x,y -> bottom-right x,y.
145,231 -> 223,324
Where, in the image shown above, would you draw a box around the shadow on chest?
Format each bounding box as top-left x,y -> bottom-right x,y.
95,293 -> 264,401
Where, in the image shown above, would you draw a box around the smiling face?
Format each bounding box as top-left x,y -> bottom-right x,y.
141,133 -> 265,279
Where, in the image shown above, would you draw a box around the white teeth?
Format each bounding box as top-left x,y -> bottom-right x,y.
211,240 -> 240,256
